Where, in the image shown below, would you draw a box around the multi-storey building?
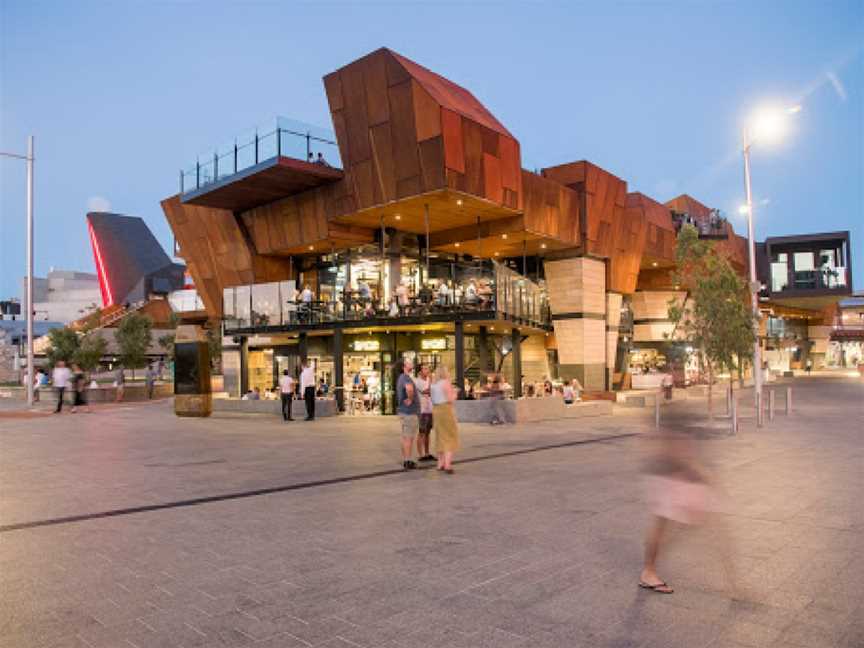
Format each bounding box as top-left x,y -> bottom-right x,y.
161,47 -> 853,411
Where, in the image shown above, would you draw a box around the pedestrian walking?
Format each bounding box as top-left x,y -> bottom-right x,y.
300,360 -> 316,420
145,365 -> 156,399
114,366 -> 125,402
432,365 -> 460,474
70,363 -> 91,413
52,361 -> 71,413
414,363 -> 436,462
279,369 -> 295,421
33,368 -> 45,402
639,423 -> 713,595
396,358 -> 419,469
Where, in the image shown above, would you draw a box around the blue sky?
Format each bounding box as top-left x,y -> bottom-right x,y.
1,0 -> 862,300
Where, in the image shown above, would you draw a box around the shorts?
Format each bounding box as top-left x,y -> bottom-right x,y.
419,413 -> 433,434
399,413 -> 419,438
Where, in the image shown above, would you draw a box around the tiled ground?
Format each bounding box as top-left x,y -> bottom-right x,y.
1,376 -> 862,647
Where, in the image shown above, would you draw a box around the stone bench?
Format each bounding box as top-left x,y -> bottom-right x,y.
36,383 -> 174,403
454,397 -> 612,424
212,397 -> 338,418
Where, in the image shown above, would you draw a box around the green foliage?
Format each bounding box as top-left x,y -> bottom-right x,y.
46,328 -> 80,368
206,327 -> 222,372
74,332 -> 107,372
158,333 -> 176,361
115,312 -> 152,370
668,224 -> 755,376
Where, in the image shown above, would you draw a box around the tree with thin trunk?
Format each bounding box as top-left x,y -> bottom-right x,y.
668,225 -> 755,418
115,312 -> 152,380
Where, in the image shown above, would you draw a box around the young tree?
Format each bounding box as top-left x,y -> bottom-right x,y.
158,332 -> 176,361
73,332 -> 107,373
206,327 -> 222,373
46,328 -> 80,367
668,225 -> 755,417
115,312 -> 152,379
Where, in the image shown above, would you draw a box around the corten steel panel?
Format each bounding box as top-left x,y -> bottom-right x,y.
483,153 -> 503,205
388,80 -> 422,184
418,136 -> 446,190
162,196 -> 292,317
323,48 -> 520,218
441,108 -> 465,173
413,82 -> 442,142
666,194 -> 712,220
369,122 -> 397,202
363,53 -> 390,127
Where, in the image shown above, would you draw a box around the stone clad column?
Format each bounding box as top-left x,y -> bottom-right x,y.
606,292 -> 623,390
631,291 -> 687,343
543,257 -> 607,390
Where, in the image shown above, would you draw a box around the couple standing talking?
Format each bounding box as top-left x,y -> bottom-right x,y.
396,359 -> 460,473
279,360 -> 316,421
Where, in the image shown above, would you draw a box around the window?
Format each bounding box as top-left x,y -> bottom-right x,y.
793,252 -> 814,272
771,252 -> 788,292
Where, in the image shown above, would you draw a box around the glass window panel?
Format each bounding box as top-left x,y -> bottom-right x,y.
251,282 -> 279,327
771,262 -> 788,292
235,286 -> 251,328
793,252 -> 814,272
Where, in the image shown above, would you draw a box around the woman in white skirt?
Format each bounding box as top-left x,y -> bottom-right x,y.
431,365 -> 460,474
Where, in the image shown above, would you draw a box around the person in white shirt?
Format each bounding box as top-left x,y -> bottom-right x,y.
279,369 -> 295,421
395,282 -> 409,311
300,285 -> 314,303
300,360 -> 316,420
33,369 -> 45,402
52,361 -> 72,414
437,282 -> 450,306
414,363 -> 436,462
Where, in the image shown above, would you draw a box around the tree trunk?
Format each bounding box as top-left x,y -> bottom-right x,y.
707,361 -> 714,419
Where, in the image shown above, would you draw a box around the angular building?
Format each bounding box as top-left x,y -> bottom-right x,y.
161,48 -> 852,408
86,212 -> 186,308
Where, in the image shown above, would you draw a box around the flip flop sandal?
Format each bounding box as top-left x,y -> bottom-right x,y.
638,581 -> 674,594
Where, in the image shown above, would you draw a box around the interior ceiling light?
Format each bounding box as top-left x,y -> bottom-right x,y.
394,214 -> 401,220
501,234 -> 508,239
540,243 -> 547,249
456,199 -> 463,206
652,261 -> 658,267
308,245 -> 314,251
455,242 -> 461,248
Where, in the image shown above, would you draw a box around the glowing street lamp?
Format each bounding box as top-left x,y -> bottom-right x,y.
741,103 -> 800,425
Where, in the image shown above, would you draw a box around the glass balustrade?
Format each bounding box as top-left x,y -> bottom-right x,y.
180,117 -> 341,194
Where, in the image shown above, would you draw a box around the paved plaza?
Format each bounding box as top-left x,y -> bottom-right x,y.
1,376 -> 863,648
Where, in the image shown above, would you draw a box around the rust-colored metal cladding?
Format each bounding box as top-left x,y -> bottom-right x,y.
161,195 -> 292,317
541,161 -> 628,260
325,48 -> 522,223
627,192 -> 676,270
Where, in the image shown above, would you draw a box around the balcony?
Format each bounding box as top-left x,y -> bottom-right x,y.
179,117 -> 342,211
222,261 -> 551,334
671,210 -> 729,239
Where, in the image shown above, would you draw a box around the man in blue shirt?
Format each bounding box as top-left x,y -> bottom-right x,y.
396,358 -> 419,470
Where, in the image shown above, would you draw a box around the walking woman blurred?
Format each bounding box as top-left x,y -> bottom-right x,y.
70,363 -> 91,413
431,365 -> 460,474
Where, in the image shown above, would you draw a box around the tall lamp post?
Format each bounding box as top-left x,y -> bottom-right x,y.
741,105 -> 800,427
1,136 -> 35,407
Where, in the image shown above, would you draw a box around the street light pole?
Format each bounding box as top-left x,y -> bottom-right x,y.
742,130 -> 764,427
1,136 -> 35,407
26,136 -> 35,408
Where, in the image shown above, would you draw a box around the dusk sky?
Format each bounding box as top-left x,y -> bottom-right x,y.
1,1 -> 861,300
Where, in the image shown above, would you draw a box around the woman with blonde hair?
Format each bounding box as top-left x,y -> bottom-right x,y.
431,365 -> 460,474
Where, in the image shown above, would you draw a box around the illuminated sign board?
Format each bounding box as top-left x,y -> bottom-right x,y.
353,340 -> 380,352
421,338 -> 447,351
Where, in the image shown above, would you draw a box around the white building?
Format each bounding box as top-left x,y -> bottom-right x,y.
22,269 -> 102,324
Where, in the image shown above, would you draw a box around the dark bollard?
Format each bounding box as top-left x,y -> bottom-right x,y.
768,389 -> 775,422
730,393 -> 738,435
785,386 -> 792,415
654,390 -> 660,430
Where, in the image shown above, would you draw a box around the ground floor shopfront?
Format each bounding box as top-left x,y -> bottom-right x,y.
222,320 -> 553,415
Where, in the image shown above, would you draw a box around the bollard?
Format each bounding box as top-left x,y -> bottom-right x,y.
785,386 -> 792,414
768,389 -> 775,422
755,391 -> 764,428
654,391 -> 660,430
726,385 -> 732,416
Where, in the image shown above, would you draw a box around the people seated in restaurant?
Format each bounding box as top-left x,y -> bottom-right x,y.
363,301 -> 376,317
299,285 -> 314,303
437,281 -> 451,306
358,280 -> 372,301
477,280 -> 493,307
317,378 -> 329,396
242,387 -> 261,401
388,299 -> 399,317
464,280 -> 479,306
395,281 -> 410,312
418,284 -> 433,304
